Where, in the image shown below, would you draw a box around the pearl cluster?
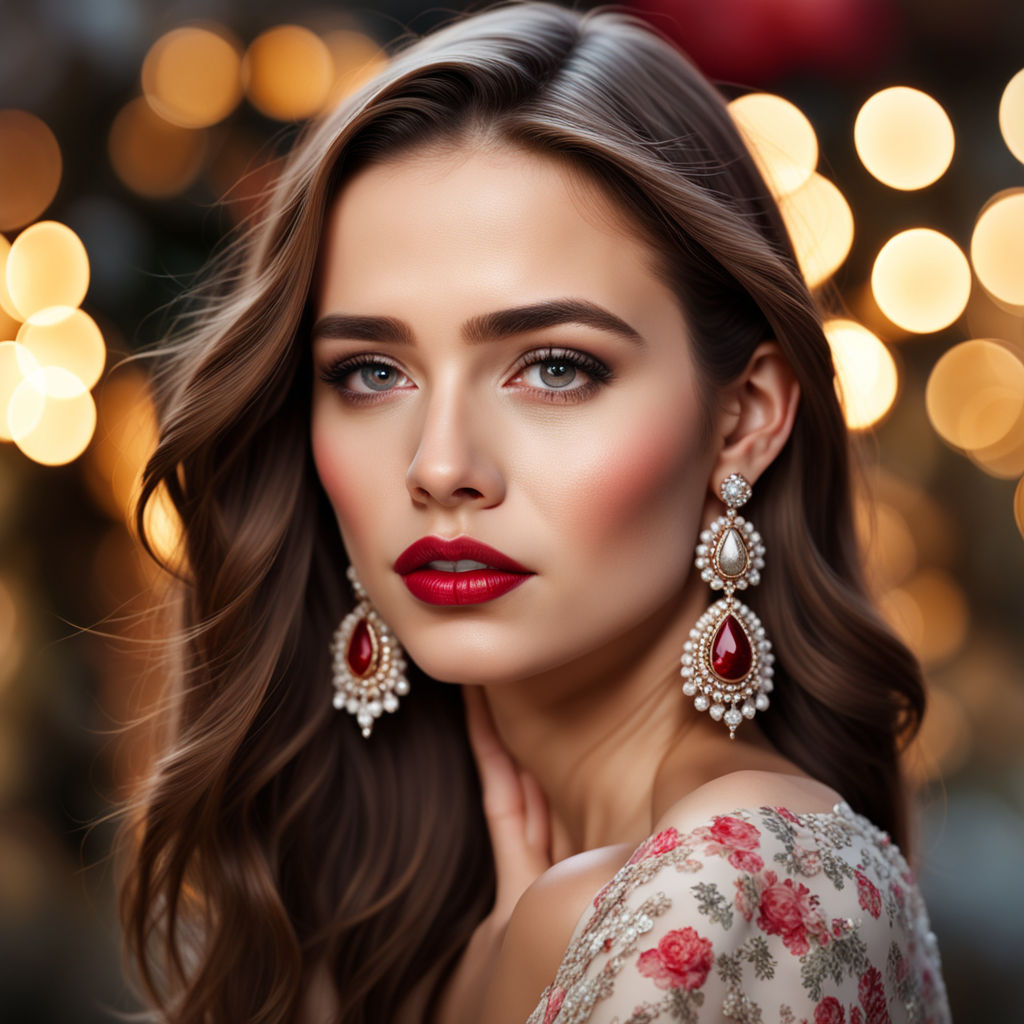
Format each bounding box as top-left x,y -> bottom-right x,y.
331,565 -> 409,738
680,597 -> 774,737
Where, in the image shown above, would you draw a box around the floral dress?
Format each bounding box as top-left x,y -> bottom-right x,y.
525,803 -> 950,1024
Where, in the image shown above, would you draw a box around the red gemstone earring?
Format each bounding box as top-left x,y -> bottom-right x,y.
331,565 -> 409,738
680,472 -> 773,739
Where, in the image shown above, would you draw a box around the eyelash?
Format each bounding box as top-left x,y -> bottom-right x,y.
318,347 -> 614,405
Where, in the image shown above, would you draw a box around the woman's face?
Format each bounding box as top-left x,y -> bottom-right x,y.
311,143 -> 717,686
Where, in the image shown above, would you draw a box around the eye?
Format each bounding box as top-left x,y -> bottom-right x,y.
507,347 -> 613,402
319,356 -> 414,400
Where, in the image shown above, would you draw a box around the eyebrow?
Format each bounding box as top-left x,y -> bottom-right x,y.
310,298 -> 644,347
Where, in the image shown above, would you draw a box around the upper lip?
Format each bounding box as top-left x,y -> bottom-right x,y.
394,536 -> 533,575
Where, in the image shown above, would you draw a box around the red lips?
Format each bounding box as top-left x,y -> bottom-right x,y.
394,536 -> 534,605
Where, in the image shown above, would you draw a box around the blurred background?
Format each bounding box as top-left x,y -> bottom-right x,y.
1,0 -> 1022,1019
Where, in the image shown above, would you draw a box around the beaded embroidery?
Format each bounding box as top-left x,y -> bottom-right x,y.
526,803 -> 950,1024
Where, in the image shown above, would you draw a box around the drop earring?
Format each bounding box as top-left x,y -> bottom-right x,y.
680,472 -> 774,739
331,565 -> 409,738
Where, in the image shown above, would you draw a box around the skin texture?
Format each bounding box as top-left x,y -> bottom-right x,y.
310,142 -> 808,1022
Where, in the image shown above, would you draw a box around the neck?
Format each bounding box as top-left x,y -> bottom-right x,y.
481,580 -> 727,861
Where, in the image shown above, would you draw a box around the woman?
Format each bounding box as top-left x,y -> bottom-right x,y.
118,2 -> 950,1022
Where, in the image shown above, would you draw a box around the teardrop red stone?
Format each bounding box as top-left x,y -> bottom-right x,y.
711,614 -> 752,681
346,618 -> 375,677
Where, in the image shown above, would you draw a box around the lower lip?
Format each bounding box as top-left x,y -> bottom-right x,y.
400,569 -> 533,605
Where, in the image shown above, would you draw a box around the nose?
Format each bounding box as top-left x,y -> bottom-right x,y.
405,382 -> 506,509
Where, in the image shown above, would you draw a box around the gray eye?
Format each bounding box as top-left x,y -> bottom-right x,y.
538,361 -> 577,388
360,364 -> 400,391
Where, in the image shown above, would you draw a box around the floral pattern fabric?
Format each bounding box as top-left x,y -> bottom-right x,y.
526,803 -> 949,1024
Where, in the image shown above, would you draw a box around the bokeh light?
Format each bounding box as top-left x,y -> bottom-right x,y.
0,110 -> 62,232
8,365 -> 96,465
142,25 -> 244,130
871,228 -> 970,333
0,234 -> 22,325
926,339 -> 1024,476
109,96 -> 206,199
16,306 -> 105,390
999,69 -> 1024,165
879,569 -> 969,665
824,318 -> 898,429
5,220 -> 90,320
729,92 -> 818,197
322,30 -> 388,111
854,86 -> 955,190
88,369 -> 181,563
778,172 -> 854,288
0,341 -> 40,441
970,190 -> 1024,307
1015,475 -> 1024,540
242,26 -> 333,121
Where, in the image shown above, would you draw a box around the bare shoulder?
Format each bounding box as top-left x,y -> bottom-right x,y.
652,768 -> 844,835
478,841 -> 634,1024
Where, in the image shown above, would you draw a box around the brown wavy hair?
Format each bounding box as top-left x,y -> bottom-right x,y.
116,2 -> 926,1020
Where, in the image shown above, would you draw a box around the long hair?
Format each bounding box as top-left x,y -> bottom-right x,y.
117,2 -> 926,1020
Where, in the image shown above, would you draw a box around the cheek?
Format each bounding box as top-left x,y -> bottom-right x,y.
545,401 -> 708,551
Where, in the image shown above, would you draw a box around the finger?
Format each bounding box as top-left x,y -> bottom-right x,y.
518,767 -> 551,859
462,685 -> 526,823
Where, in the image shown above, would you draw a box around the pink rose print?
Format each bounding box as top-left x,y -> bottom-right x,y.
730,849 -> 765,873
850,1010 -> 863,1024
542,986 -> 566,1024
889,882 -> 905,910
775,806 -> 802,825
626,827 -> 682,866
756,874 -> 829,955
814,996 -> 846,1024
693,816 -> 764,872
854,869 -> 882,919
636,926 -> 714,991
858,966 -> 891,1024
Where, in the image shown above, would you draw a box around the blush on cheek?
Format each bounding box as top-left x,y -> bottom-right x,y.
558,413 -> 706,542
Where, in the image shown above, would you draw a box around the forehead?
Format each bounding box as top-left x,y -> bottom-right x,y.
315,143 -> 677,323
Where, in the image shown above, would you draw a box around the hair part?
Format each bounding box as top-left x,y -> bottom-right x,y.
117,3 -> 926,1021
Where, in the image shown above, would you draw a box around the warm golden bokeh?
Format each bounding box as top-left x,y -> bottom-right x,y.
871,228 -> 971,333
142,25 -> 244,129
729,92 -> 818,197
0,341 -> 40,441
8,366 -> 96,466
17,306 -> 105,390
4,221 -> 90,320
879,568 -> 969,666
854,86 -> 954,190
925,340 -> 1024,467
999,68 -> 1024,165
970,189 -> 1024,307
0,110 -> 62,232
823,318 -> 898,429
108,96 -> 207,199
87,368 -> 181,563
0,234 -> 22,325
242,25 -> 333,121
1015,475 -> 1024,540
778,172 -> 854,288
321,29 -> 388,111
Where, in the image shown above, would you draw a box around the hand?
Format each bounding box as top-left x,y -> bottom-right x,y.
462,684 -> 552,924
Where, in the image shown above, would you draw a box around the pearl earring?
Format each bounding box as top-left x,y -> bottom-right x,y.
680,473 -> 774,739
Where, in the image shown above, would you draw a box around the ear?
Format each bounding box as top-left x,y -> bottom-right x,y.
709,341 -> 800,490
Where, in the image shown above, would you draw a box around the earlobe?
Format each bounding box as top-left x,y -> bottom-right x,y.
711,341 -> 800,487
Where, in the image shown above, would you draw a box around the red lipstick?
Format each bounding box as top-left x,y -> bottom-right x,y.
394,536 -> 534,606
